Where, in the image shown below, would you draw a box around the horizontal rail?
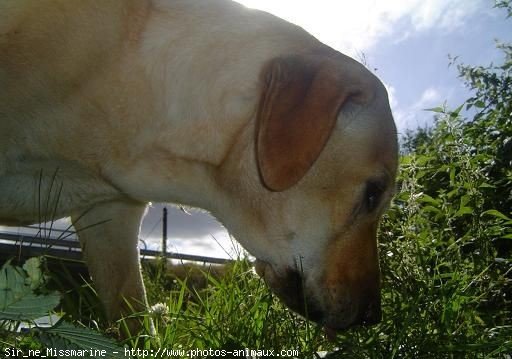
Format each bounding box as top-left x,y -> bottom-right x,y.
0,232 -> 81,248
0,231 -> 232,265
0,243 -> 83,261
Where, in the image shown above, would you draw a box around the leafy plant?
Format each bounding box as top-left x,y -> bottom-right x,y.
0,258 -> 60,322
0,258 -> 125,359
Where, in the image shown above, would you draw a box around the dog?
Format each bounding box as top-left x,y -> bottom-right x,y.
0,0 -> 398,333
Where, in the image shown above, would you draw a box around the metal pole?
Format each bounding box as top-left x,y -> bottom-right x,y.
162,206 -> 168,257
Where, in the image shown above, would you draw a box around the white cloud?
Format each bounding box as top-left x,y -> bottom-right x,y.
416,87 -> 442,108
145,231 -> 246,260
0,218 -> 74,238
383,82 -> 413,133
383,81 -> 398,110
409,0 -> 483,32
235,0 -> 485,54
392,86 -> 445,132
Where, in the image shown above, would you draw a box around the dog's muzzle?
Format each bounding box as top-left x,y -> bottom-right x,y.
254,259 -> 382,332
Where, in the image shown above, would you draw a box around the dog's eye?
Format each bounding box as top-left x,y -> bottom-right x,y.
363,180 -> 385,213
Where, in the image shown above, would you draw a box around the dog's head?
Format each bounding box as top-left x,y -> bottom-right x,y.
216,48 -> 398,332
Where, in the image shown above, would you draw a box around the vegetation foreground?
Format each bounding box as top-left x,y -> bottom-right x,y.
1,2 -> 511,358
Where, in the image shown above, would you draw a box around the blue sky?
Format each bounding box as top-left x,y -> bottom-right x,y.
3,1 -> 511,260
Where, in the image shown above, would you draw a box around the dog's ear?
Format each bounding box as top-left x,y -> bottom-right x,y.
256,54 -> 353,191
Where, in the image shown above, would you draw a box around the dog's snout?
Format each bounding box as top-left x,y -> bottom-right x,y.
281,269 -> 324,322
321,292 -> 382,332
260,267 -> 325,322
256,261 -> 382,331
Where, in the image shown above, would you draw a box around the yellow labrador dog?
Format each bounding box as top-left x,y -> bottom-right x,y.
0,0 -> 398,333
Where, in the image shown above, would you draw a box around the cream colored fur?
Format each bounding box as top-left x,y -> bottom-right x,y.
0,0 -> 398,332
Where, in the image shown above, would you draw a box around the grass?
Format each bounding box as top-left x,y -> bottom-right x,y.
125,259 -> 334,357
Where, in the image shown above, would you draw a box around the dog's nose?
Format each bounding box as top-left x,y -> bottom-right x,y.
321,294 -> 381,332
278,269 -> 325,322
279,269 -> 383,328
257,262 -> 383,330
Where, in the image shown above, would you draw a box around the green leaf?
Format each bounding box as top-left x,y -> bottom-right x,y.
460,195 -> 471,208
449,104 -> 464,118
482,210 -> 512,222
455,206 -> 473,217
0,262 -> 60,321
474,100 -> 486,108
420,194 -> 440,205
425,106 -> 445,113
23,257 -> 46,290
423,205 -> 443,216
479,182 -> 496,189
39,322 -> 129,359
449,167 -> 456,186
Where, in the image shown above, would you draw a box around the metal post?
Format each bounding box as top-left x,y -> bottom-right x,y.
162,206 -> 168,257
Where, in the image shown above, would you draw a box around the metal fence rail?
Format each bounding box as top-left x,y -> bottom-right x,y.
0,231 -> 232,265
